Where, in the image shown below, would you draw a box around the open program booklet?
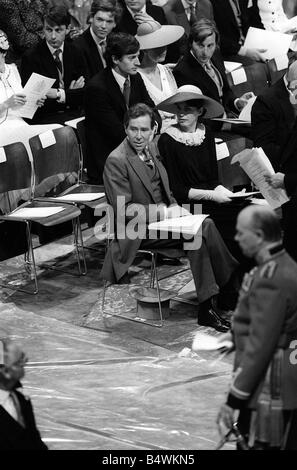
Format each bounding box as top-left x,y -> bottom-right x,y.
231,147 -> 289,209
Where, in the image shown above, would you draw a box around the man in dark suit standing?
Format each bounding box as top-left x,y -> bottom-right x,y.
251,59 -> 297,170
163,0 -> 213,57
84,32 -> 159,184
210,0 -> 266,63
116,0 -> 167,35
164,0 -> 213,37
20,5 -> 87,125
73,0 -> 122,80
0,339 -> 48,450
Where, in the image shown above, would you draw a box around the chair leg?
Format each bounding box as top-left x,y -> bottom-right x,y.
72,218 -> 87,276
151,253 -> 163,325
1,221 -> 39,295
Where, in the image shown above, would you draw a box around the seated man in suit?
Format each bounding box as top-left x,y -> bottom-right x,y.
101,103 -> 241,332
173,19 -> 252,117
163,0 -> 213,56
20,5 -> 87,125
117,0 -> 167,35
115,0 -> 180,61
0,339 -> 48,450
210,0 -> 267,63
251,58 -> 297,170
85,32 -> 160,184
73,0 -> 122,80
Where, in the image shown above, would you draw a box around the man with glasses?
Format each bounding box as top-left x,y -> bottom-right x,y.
0,339 -> 48,450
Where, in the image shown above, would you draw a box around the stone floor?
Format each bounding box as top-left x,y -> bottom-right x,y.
0,228 -> 235,451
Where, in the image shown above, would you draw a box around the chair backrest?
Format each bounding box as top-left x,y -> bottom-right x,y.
226,62 -> 270,98
266,57 -> 288,86
0,142 -> 31,193
29,126 -> 80,197
76,118 -> 87,170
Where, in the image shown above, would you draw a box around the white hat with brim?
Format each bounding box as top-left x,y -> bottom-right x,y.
135,21 -> 184,50
157,85 -> 225,119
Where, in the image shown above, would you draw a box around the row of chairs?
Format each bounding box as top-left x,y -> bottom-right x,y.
0,126 -> 106,294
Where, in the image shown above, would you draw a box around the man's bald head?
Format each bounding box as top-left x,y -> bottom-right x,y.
235,206 -> 282,258
238,205 -> 282,242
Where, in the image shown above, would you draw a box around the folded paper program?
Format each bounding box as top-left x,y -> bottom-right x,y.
231,147 -> 289,209
148,214 -> 209,236
8,206 -> 65,218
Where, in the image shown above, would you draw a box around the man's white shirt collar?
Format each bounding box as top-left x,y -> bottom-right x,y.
126,5 -> 146,18
181,0 -> 196,14
112,69 -> 130,92
90,26 -> 106,48
47,42 -> 65,56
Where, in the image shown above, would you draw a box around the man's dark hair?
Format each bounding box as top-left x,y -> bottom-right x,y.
124,103 -> 155,128
90,0 -> 123,23
250,208 -> 282,243
44,5 -> 71,27
189,18 -> 220,47
105,32 -> 139,68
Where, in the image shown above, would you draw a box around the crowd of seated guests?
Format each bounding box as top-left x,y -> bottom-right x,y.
1,0 -> 297,330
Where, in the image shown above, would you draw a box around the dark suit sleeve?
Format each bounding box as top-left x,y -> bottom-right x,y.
20,50 -> 35,86
64,47 -> 88,108
251,96 -> 282,169
210,0 -> 241,57
85,82 -> 126,147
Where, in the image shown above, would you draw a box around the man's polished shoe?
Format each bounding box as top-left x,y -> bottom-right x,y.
198,308 -> 230,332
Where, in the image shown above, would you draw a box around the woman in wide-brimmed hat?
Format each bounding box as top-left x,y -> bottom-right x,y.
157,85 -> 250,292
136,20 -> 184,131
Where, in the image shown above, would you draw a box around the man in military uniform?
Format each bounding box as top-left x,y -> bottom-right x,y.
217,205 -> 297,450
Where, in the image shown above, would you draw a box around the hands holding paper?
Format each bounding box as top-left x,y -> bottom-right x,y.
2,93 -> 27,110
239,46 -> 268,62
235,92 -> 255,112
212,185 -> 233,203
265,172 -> 285,189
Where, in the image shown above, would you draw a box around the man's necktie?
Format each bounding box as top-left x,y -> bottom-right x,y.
204,62 -> 222,96
189,4 -> 196,26
53,48 -> 63,75
10,392 -> 25,428
141,150 -> 154,169
99,40 -> 107,56
123,78 -> 130,108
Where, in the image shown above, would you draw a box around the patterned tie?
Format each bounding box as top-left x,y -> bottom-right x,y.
123,77 -> 130,108
204,62 -> 223,96
141,150 -> 154,169
189,4 -> 196,26
53,48 -> 63,75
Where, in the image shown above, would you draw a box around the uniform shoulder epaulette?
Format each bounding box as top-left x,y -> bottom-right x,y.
260,260 -> 277,279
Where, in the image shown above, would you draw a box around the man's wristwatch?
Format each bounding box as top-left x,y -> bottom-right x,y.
56,88 -> 61,101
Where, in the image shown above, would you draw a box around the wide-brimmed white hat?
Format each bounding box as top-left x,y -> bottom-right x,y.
135,20 -> 184,50
157,85 -> 224,118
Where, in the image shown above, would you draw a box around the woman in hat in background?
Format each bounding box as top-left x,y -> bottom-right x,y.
136,20 -> 184,131
157,85 -> 251,271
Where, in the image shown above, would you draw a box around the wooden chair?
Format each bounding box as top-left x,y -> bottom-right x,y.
0,142 -> 85,294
